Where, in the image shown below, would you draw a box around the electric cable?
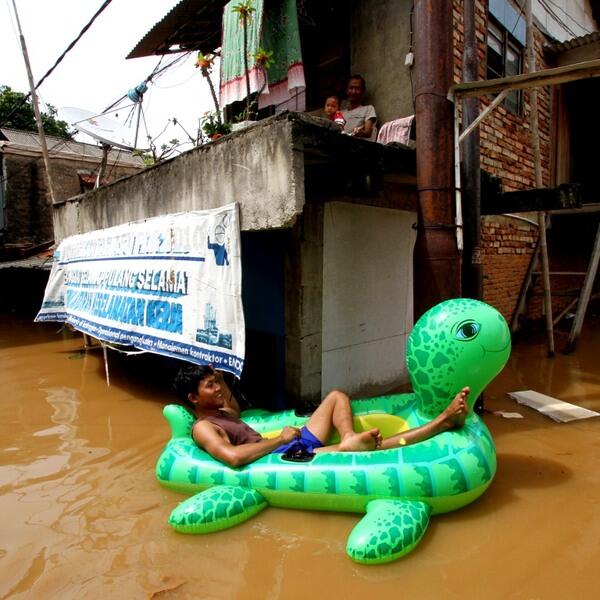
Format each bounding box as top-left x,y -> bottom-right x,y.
539,0 -> 591,36
1,0 -> 115,128
102,52 -> 192,114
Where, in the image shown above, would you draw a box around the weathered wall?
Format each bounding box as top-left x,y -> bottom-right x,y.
2,153 -> 139,247
3,155 -> 52,246
53,118 -> 305,241
351,0 -> 414,126
322,202 -> 416,397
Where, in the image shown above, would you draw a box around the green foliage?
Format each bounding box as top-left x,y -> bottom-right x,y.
254,47 -> 274,70
132,149 -> 155,166
0,85 -> 72,139
232,0 -> 256,20
200,112 -> 231,140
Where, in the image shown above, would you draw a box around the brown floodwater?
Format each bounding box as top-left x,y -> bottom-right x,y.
1,311 -> 600,599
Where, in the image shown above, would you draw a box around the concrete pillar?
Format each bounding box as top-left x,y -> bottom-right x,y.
284,204 -> 324,409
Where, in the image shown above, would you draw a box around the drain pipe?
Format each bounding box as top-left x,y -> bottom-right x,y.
413,0 -> 461,319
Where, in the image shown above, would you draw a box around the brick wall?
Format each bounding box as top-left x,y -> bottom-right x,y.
481,215 -> 537,319
2,153 -> 141,247
3,155 -> 53,246
452,0 -> 555,322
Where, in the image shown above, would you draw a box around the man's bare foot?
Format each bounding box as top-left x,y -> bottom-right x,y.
338,428 -> 381,452
439,387 -> 470,430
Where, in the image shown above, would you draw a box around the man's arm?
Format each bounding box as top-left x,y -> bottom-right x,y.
352,105 -> 377,138
353,117 -> 376,138
193,421 -> 300,468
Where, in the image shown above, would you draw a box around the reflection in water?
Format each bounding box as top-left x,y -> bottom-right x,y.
1,312 -> 600,598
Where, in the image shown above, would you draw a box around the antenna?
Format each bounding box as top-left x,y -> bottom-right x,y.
60,102 -> 149,188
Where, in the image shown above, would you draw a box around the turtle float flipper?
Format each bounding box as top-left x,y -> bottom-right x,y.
169,485 -> 268,534
346,499 -> 432,564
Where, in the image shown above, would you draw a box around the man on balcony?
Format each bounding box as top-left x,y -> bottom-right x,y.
342,75 -> 377,141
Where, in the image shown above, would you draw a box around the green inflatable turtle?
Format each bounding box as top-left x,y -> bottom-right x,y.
156,298 -> 510,564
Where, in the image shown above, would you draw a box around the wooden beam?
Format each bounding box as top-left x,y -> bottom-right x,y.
449,58 -> 600,99
482,183 -> 583,215
565,220 -> 600,353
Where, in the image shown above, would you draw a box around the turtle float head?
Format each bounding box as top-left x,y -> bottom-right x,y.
407,298 -> 511,417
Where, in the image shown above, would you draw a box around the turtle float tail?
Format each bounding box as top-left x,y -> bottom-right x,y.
169,485 -> 268,534
346,500 -> 432,564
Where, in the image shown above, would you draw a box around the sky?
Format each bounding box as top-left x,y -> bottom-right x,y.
0,0 -> 217,153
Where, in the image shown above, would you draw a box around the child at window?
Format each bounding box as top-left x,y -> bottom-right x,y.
324,95 -> 346,130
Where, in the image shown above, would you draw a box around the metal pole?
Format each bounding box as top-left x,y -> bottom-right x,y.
95,144 -> 110,189
133,101 -> 142,149
11,0 -> 57,205
526,0 -> 554,356
102,343 -> 111,387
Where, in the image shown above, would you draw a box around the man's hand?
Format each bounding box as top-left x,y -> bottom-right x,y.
279,426 -> 301,444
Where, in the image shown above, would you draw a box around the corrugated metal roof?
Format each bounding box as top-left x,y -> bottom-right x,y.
0,127 -> 144,167
546,31 -> 600,54
0,248 -> 55,271
127,0 -> 226,59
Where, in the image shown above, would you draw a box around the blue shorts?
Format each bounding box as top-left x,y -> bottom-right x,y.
272,426 -> 324,454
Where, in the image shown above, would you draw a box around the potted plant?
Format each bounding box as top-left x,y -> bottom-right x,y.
195,51 -> 232,141
200,111 -> 231,142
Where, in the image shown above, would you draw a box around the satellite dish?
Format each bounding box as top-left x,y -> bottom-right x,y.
60,106 -> 149,151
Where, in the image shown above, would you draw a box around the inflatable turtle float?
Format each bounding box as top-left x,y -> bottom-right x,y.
156,298 -> 511,564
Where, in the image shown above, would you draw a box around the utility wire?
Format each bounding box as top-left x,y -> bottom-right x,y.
535,0 -> 577,38
511,0 -> 525,37
1,0 -> 115,128
36,0 -> 114,91
102,52 -> 192,114
540,0 -> 591,36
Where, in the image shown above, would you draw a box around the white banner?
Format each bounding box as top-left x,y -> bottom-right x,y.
35,204 -> 245,377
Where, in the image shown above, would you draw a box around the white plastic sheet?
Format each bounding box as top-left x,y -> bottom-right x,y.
508,390 -> 600,423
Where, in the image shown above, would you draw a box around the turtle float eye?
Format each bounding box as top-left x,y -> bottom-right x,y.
455,320 -> 480,341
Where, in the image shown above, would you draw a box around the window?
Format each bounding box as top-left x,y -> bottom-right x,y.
486,2 -> 525,115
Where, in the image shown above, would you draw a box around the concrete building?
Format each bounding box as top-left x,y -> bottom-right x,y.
0,128 -> 144,258
52,112 -> 418,410
49,0 -> 600,406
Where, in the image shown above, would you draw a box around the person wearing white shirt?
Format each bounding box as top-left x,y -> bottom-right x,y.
342,75 -> 377,141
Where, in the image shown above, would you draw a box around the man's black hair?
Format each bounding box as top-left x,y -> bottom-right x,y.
172,364 -> 215,406
348,74 -> 366,91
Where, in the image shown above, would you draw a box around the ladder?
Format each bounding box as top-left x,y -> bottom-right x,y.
512,213 -> 600,353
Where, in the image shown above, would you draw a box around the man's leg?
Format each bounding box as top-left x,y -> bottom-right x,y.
305,389 -> 381,452
379,387 -> 470,450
